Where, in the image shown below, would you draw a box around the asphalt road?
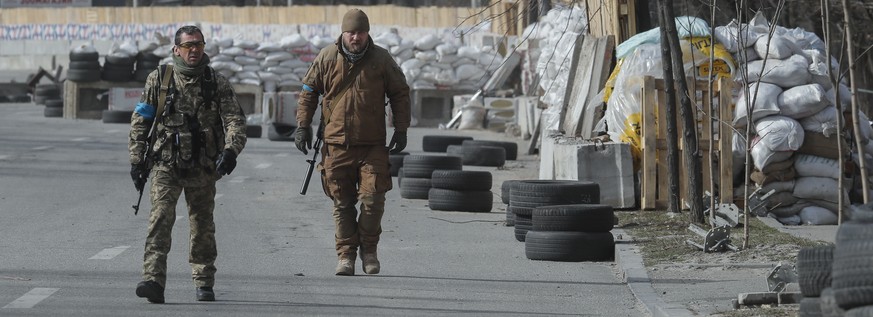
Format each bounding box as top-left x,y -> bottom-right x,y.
0,103 -> 643,316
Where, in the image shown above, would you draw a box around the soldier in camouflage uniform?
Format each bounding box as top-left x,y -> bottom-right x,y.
128,25 -> 246,303
295,9 -> 411,276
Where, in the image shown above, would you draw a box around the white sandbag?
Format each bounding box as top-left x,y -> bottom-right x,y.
279,72 -> 300,81
478,52 -> 502,70
452,57 -> 476,67
734,46 -> 760,64
210,61 -> 244,73
714,23 -> 761,52
117,41 -> 139,56
214,37 -> 234,48
256,42 -> 283,52
800,106 -> 839,136
773,213 -> 801,225
264,52 -> 293,63
278,79 -> 302,87
769,201 -> 808,218
310,35 -> 333,49
242,65 -> 261,72
211,55 -> 233,62
750,139 -> 793,170
777,84 -> 829,119
754,116 -> 804,151
458,105 -> 486,130
455,64 -> 483,81
260,60 -> 278,69
228,77 -> 240,84
734,82 -> 782,127
401,59 -> 425,73
858,111 -> 873,142
732,132 -> 747,179
279,34 -> 309,48
220,46 -> 245,56
795,154 -> 840,179
414,34 -> 441,51
266,66 -> 294,74
435,43 -> 458,56
236,71 -> 259,80
799,205 -> 838,225
803,49 -> 834,91
761,180 -> 796,193
373,32 -> 401,47
754,34 -> 798,60
438,54 -> 460,64
153,45 -> 173,58
217,69 -> 234,78
745,54 -> 811,88
415,51 -> 438,62
396,49 -> 414,61
794,176 -> 842,203
765,191 -> 799,209
826,83 -> 852,108
240,78 -> 261,86
279,59 -> 307,69
434,70 -> 458,86
457,46 -> 480,60
258,71 -> 280,82
390,45 -> 410,56
430,62 -> 454,71
235,40 -> 258,49
234,56 -> 260,66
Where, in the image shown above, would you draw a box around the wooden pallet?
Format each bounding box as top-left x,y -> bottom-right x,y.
639,76 -> 734,210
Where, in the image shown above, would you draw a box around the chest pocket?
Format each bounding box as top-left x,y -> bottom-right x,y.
355,64 -> 384,113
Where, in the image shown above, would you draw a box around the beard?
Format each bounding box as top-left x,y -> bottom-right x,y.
344,40 -> 367,54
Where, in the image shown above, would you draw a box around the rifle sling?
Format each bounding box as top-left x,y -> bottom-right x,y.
145,65 -> 175,158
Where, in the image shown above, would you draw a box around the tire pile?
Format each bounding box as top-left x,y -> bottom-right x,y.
428,170 -> 492,213
505,180 -> 616,262
33,83 -> 63,118
68,46 -> 101,83
797,216 -> 873,316
398,155 -> 461,200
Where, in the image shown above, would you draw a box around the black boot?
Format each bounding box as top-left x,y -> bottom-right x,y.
135,281 -> 165,304
196,287 -> 215,301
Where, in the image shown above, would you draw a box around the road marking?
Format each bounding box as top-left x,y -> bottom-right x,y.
215,194 -> 224,199
0,155 -> 9,160
255,163 -> 271,169
3,288 -> 59,309
32,146 -> 51,151
105,129 -> 120,134
275,153 -> 290,157
89,246 -> 130,260
229,176 -> 246,183
71,137 -> 89,142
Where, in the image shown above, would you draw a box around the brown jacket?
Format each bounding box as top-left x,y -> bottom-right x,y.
297,37 -> 411,146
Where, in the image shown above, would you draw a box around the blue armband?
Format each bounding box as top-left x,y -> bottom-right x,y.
135,102 -> 156,120
302,84 -> 315,93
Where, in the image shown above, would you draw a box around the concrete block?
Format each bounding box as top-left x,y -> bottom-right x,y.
538,130 -> 559,180
737,292 -> 778,305
576,142 -> 635,208
0,40 -> 25,56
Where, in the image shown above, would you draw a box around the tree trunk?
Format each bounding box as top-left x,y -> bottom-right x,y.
658,0 -> 681,214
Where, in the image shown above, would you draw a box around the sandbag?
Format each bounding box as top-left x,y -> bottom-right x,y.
769,201 -> 808,218
794,176 -> 842,203
794,154 -> 840,179
734,82 -> 782,127
800,106 -> 840,136
751,142 -> 793,171
778,84 -> 829,119
754,34 -> 798,60
774,214 -> 801,225
799,206 -> 838,225
754,116 -> 804,152
745,54 -> 811,88
751,165 -> 796,185
761,180 -> 796,193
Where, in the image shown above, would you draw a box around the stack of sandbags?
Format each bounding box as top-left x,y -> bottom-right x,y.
718,12 -> 854,225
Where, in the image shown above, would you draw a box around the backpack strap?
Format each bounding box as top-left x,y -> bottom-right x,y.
146,64 -> 175,142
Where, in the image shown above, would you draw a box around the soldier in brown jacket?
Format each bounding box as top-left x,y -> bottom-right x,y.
294,8 -> 411,276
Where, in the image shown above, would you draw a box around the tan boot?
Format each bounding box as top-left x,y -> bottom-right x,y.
360,249 -> 380,275
335,253 -> 355,276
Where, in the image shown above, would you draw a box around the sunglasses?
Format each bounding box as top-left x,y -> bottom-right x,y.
178,41 -> 206,50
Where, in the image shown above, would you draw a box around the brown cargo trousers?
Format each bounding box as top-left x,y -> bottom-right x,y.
319,144 -> 393,256
143,169 -> 218,288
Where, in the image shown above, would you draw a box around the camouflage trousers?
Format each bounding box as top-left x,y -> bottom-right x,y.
142,169 -> 217,288
319,144 -> 392,256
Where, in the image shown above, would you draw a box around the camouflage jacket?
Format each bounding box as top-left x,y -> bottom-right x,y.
129,66 -> 246,182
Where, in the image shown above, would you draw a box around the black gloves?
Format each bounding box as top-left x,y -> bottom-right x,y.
294,126 -> 313,155
388,131 -> 407,154
131,163 -> 148,192
216,149 -> 238,176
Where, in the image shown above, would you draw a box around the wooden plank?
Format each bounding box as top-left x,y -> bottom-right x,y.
640,76 -> 657,210
719,78 -> 734,204
560,34 -> 592,136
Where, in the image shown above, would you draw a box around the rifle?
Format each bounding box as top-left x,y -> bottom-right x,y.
132,64 -> 174,215
300,123 -> 324,195
131,140 -> 151,215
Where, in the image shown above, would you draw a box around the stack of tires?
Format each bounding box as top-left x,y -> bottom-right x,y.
102,53 -> 135,82
828,218 -> 873,316
134,52 -> 162,82
67,46 -> 101,83
526,204 -> 616,262
462,140 -> 518,160
428,170 -> 492,213
389,152 -> 409,177
33,83 -> 63,118
508,180 -> 600,242
500,180 -> 523,226
421,135 -> 473,152
399,155 -> 461,200
796,245 -> 841,317
446,144 -> 506,167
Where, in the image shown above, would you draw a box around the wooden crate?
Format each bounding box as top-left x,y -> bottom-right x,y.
586,0 -> 637,44
63,80 -> 262,119
639,76 -> 734,210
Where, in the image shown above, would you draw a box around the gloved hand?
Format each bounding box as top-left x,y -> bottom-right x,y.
387,131 -> 407,154
294,126 -> 313,155
130,163 -> 148,192
215,149 -> 238,175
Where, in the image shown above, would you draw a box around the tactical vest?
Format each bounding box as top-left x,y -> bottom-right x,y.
152,65 -> 225,173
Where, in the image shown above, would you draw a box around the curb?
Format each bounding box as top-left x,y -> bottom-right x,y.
614,229 -> 696,317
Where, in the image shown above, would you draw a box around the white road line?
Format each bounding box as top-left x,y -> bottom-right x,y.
32,146 -> 51,151
3,288 -> 59,309
275,153 -> 290,157
229,176 -> 246,183
255,163 -> 271,169
0,155 -> 9,160
215,194 -> 224,200
71,137 -> 89,142
89,246 -> 130,260
105,129 -> 120,134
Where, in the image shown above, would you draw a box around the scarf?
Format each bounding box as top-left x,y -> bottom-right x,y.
341,41 -> 369,63
172,53 -> 211,77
